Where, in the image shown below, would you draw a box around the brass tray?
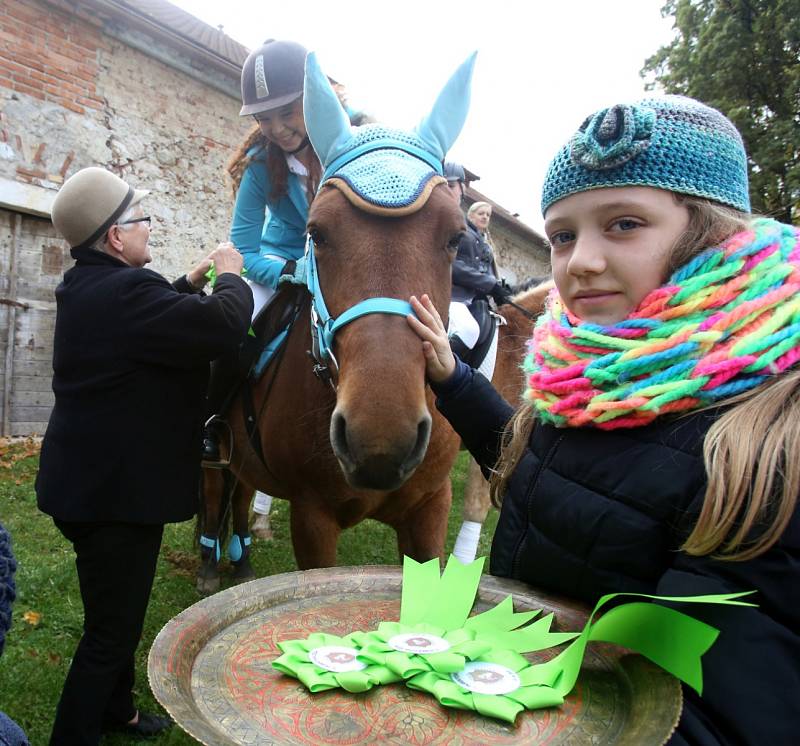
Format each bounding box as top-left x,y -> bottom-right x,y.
149,566 -> 681,745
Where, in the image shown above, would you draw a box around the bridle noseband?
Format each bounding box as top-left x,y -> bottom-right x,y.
305,232 -> 414,386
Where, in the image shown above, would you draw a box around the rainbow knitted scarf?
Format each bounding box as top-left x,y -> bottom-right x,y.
524,218 -> 800,429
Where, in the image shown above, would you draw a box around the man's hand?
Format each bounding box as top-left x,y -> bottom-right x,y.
209,241 -> 244,278
406,294 -> 456,384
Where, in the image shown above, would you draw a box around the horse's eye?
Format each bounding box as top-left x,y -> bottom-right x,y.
447,232 -> 464,250
308,227 -> 326,245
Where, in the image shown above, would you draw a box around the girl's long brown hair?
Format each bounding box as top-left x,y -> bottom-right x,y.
490,197 -> 798,561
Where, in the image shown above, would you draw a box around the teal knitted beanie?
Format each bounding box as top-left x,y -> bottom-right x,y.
541,96 -> 750,215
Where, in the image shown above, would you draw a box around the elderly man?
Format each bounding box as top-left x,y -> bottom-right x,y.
36,167 -> 253,744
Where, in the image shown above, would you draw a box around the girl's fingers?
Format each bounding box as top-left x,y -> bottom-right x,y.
410,295 -> 445,332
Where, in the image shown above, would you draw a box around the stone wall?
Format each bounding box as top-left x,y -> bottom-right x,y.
490,219 -> 551,288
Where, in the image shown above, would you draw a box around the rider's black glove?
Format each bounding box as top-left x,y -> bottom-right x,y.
490,281 -> 513,307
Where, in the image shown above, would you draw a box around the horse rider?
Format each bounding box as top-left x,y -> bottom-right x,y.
203,39 -> 368,465
442,161 -> 513,361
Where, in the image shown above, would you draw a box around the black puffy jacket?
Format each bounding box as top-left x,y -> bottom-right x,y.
434,361 -> 800,746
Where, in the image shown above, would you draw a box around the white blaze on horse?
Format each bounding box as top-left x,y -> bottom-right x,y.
196,52 -> 477,593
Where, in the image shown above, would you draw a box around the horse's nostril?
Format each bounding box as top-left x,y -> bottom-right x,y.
330,411 -> 354,468
411,414 -> 432,463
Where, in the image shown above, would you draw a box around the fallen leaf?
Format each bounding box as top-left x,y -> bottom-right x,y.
22,610 -> 42,626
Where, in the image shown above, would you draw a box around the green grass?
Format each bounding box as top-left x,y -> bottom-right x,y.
0,441 -> 497,744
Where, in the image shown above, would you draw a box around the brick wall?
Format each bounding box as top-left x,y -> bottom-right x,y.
0,0 -> 107,117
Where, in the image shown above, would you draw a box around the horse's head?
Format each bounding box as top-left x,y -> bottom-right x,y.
303,52 -> 475,491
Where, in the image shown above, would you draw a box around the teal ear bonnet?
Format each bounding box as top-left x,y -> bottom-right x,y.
304,51 -> 476,213
540,96 -> 751,215
325,126 -> 442,210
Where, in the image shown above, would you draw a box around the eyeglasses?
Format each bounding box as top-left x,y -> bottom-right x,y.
117,216 -> 151,227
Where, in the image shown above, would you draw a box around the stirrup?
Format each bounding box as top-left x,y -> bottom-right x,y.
201,415 -> 233,469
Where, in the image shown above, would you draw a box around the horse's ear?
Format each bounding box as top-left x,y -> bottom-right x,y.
304,51 -> 353,168
414,52 -> 477,161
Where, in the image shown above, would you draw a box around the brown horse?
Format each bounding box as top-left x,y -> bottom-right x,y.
197,183 -> 465,592
196,51 -> 522,592
454,281 -> 553,562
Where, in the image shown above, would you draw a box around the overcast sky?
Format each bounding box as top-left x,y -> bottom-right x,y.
169,0 -> 675,233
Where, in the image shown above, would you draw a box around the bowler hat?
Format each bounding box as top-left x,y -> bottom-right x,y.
51,167 -> 149,249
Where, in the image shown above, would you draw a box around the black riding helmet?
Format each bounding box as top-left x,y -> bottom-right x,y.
443,161 -> 466,183
240,39 -> 308,117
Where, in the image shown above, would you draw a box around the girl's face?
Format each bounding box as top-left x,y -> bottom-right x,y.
254,98 -> 307,153
545,187 -> 690,325
471,205 -> 491,231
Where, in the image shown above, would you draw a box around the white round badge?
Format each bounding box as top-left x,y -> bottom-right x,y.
387,632 -> 451,655
450,662 -> 521,695
308,645 -> 367,673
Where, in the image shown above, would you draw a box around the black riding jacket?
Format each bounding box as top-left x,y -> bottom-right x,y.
433,359 -> 800,746
451,220 -> 498,303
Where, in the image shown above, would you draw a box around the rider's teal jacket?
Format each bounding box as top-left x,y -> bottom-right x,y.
229,144 -> 309,289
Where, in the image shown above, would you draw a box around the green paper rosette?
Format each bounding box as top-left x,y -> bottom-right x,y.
351,622 -> 493,678
272,631 -> 402,693
408,648 -> 563,723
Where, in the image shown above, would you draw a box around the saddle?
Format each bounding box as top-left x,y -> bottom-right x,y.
451,297 -> 498,370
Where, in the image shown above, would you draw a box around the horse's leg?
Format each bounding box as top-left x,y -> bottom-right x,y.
395,481 -> 452,563
453,457 -> 491,563
228,480 -> 256,584
250,490 -> 273,541
289,502 -> 340,569
197,468 -> 225,595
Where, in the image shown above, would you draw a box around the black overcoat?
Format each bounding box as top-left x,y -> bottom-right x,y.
434,361 -> 800,746
36,248 -> 253,525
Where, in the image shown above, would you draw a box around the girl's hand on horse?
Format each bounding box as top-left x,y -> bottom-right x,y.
407,294 -> 456,384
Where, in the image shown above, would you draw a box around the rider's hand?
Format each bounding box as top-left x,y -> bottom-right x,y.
407,294 -> 456,384
490,281 -> 513,307
209,241 -> 244,278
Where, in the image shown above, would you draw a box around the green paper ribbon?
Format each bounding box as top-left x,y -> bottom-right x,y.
352,622 -> 493,678
521,590 -> 756,697
204,262 -> 255,336
272,632 -> 402,693
407,588 -> 755,723
400,555 -> 485,628
408,649 -> 563,723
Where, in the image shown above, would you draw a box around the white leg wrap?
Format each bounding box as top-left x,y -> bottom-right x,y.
452,520 -> 482,564
253,491 -> 274,515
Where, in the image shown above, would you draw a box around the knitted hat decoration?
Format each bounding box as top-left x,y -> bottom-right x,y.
540,96 -> 750,215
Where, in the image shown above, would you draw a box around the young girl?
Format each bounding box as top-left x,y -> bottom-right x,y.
408,96 -> 799,745
203,39 -> 364,468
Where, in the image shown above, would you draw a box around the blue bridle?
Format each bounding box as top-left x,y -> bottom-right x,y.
305,138 -> 444,374
305,233 -> 415,372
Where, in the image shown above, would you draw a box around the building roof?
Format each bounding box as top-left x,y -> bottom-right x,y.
123,0 -> 248,64
95,0 -> 248,74
87,1 -> 546,248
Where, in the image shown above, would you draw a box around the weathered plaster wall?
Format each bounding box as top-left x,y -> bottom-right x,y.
490,221 -> 551,287
0,0 -> 250,433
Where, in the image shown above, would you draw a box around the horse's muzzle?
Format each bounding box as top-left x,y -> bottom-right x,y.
329,409 -> 432,491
